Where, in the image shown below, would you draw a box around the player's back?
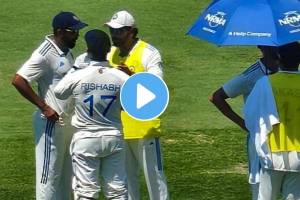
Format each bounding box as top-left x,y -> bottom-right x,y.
71,64 -> 128,133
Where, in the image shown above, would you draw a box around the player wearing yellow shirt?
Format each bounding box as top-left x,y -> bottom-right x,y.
105,10 -> 169,200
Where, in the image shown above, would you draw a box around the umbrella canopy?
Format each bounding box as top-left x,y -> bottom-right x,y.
187,0 -> 300,46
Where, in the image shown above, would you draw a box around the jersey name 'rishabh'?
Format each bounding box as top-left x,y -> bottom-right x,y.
81,83 -> 120,92
54,62 -> 129,134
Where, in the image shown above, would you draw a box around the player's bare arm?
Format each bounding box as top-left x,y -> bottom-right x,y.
12,74 -> 59,121
209,87 -> 248,132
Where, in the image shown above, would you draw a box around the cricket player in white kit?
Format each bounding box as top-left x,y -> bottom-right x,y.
12,12 -> 87,200
244,42 -> 300,200
210,46 -> 282,200
54,29 -> 129,200
105,10 -> 169,200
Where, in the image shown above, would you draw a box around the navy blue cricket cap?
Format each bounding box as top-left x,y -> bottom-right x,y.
52,11 -> 88,30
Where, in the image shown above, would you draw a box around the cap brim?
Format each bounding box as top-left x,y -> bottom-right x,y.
71,22 -> 88,30
104,21 -> 125,29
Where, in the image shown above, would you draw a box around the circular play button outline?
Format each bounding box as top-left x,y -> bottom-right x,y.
120,72 -> 169,121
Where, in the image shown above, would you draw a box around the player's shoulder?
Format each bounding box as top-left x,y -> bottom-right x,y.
141,40 -> 160,54
75,52 -> 88,61
106,67 -> 128,76
224,61 -> 263,85
24,39 -> 51,64
35,37 -> 54,57
105,67 -> 130,81
241,61 -> 262,76
65,65 -> 97,83
29,39 -> 49,59
74,52 -> 90,68
140,40 -> 161,62
79,65 -> 99,74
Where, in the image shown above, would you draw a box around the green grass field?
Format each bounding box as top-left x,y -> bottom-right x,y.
0,0 -> 261,199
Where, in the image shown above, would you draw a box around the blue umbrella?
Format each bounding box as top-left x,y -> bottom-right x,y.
187,0 -> 300,46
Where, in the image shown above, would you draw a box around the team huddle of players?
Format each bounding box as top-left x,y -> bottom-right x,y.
12,7 -> 300,200
12,11 -> 168,200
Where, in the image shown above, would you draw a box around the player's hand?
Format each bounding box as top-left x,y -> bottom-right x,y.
41,104 -> 59,122
117,64 -> 134,76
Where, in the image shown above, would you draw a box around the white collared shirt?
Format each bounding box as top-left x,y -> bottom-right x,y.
17,35 -> 75,115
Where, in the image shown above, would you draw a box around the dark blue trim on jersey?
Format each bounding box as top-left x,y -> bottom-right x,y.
39,42 -> 50,54
39,42 -> 51,56
155,138 -> 163,171
40,120 -> 50,184
40,120 -> 55,184
44,121 -> 54,184
242,62 -> 261,76
40,45 -> 52,56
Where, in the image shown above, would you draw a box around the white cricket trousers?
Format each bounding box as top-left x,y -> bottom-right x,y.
125,137 -> 169,200
71,134 -> 127,200
33,110 -> 74,200
258,168 -> 300,200
247,134 -> 259,200
250,183 -> 259,200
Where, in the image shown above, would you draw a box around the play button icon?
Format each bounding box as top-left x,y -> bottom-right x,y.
136,84 -> 156,109
120,72 -> 169,121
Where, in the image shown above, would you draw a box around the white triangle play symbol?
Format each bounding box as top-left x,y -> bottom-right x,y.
136,83 -> 156,109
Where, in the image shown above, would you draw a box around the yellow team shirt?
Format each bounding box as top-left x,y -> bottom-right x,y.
268,73 -> 300,152
107,40 -> 161,139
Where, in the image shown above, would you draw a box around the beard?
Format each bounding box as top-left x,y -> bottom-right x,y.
62,34 -> 77,49
65,40 -> 76,49
111,37 -> 123,47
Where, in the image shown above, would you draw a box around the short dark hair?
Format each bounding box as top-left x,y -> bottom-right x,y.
84,29 -> 111,60
278,42 -> 300,71
257,45 -> 281,60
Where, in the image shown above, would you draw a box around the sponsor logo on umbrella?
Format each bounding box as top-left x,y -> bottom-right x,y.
278,11 -> 300,27
205,11 -> 227,28
228,31 -> 271,38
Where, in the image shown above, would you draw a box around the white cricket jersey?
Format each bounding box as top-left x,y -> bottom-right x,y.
223,60 -> 272,102
73,52 -> 91,69
54,61 -> 129,135
139,41 -> 163,78
17,35 -> 74,116
222,60 -> 274,184
244,74 -> 300,172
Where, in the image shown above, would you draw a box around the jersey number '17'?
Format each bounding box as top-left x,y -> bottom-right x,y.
83,95 -> 116,117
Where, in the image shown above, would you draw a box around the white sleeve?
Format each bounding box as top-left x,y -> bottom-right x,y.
54,71 -> 78,100
222,74 -> 249,98
74,53 -> 90,69
142,46 -> 163,78
16,50 -> 48,83
244,77 -> 266,134
244,76 -> 279,164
